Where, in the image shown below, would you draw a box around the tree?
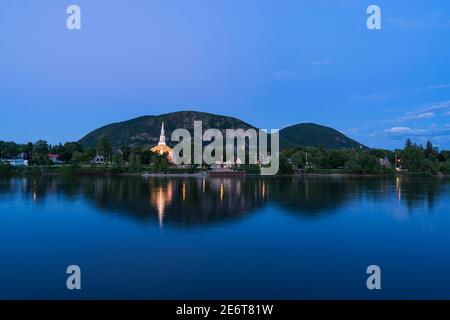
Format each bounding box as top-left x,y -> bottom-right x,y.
0,162 -> 13,176
112,153 -> 125,173
128,153 -> 142,173
424,140 -> 439,160
21,142 -> 34,158
84,148 -> 97,162
290,150 -> 304,169
119,145 -> 131,162
402,143 -> 426,172
158,154 -> 169,172
440,160 -> 450,174
60,142 -> 84,162
70,151 -> 85,167
344,158 -> 361,174
278,154 -> 293,174
344,153 -> 381,174
0,141 -> 19,159
96,136 -> 112,161
329,150 -> 348,169
405,139 -> 413,148
131,146 -> 143,156
34,140 -> 49,155
357,153 -> 382,174
150,151 -> 169,173
441,151 -> 450,162
141,149 -> 153,165
30,140 -> 51,165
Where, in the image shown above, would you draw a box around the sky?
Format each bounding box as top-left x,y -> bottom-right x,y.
1,0 -> 450,150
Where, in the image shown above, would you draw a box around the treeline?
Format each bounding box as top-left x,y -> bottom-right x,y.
279,139 -> 450,175
0,136 -> 171,175
2,137 -> 450,176
0,140 -> 86,165
89,136 -> 171,173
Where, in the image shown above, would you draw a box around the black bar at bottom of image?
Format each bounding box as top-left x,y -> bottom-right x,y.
0,300 -> 449,318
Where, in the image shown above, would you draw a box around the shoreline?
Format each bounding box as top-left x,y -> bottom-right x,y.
136,172 -> 205,178
1,170 -> 448,179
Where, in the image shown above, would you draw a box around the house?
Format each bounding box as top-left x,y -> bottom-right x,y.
0,158 -> 28,166
17,152 -> 31,160
0,152 -> 31,166
378,157 -> 392,168
48,153 -> 65,164
92,155 -> 106,164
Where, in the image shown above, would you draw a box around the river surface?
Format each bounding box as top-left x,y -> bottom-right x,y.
0,176 -> 449,299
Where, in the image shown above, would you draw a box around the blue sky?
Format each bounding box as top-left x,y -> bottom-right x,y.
1,0 -> 450,149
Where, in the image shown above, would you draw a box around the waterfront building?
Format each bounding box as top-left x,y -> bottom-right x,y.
151,123 -> 173,162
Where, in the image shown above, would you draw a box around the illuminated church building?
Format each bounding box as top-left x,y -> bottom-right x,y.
151,123 -> 173,162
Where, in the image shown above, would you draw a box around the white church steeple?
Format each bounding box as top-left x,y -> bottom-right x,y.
151,122 -> 173,162
158,122 -> 166,145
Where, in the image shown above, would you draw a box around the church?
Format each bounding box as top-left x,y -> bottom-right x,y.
151,123 -> 173,162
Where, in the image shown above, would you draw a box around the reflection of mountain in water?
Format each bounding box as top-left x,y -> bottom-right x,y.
81,177 -> 267,227
269,177 -> 352,216
0,176 -> 448,228
269,177 -> 396,217
394,176 -> 445,210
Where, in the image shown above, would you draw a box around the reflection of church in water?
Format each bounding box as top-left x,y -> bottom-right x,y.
9,177 -> 444,230
150,122 -> 173,162
148,178 -> 267,228
150,181 -> 174,227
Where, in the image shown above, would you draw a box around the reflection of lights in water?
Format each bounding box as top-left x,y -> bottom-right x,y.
33,179 -> 37,202
150,182 -> 173,228
156,189 -> 165,226
396,177 -> 401,202
182,182 -> 186,202
202,178 -> 206,193
262,180 -> 266,200
220,182 -> 224,202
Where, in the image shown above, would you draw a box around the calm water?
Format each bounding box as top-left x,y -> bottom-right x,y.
0,176 -> 449,299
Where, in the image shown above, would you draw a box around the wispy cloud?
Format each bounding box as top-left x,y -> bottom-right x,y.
427,84 -> 450,90
371,124 -> 450,142
351,84 -> 450,101
382,127 -> 427,135
312,58 -> 334,66
384,100 -> 450,123
388,18 -> 410,28
272,70 -> 299,81
384,111 -> 433,124
388,12 -> 450,30
350,93 -> 393,100
421,100 -> 450,113
344,127 -> 363,135
401,111 -> 434,121
365,100 -> 450,146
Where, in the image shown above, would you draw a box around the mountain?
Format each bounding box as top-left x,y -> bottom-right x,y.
78,111 -> 256,149
279,123 -> 365,150
78,111 -> 366,150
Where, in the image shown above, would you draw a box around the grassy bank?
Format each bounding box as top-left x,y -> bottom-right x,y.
1,163 -> 448,178
0,163 -> 202,177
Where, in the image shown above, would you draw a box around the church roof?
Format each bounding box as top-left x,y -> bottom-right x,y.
151,144 -> 173,154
